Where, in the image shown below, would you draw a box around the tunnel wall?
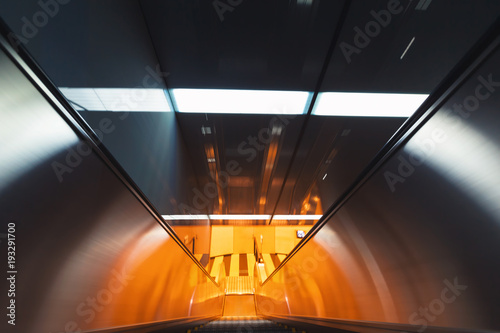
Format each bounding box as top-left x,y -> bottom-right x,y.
256,46 -> 500,331
0,40 -> 223,333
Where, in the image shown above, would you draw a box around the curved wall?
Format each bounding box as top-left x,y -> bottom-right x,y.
0,41 -> 223,333
256,43 -> 500,332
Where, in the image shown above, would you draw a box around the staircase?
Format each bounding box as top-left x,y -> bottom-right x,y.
226,276 -> 254,295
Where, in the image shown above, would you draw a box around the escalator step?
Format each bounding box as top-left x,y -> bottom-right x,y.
188,318 -> 305,332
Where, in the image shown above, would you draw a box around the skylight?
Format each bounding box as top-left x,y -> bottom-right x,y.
312,92 -> 428,117
172,89 -> 311,114
59,88 -> 171,112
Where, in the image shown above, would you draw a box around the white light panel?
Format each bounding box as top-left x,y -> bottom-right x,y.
59,88 -> 171,112
273,215 -> 322,220
172,89 -> 311,114
209,214 -> 271,220
313,92 -> 428,117
162,214 -> 322,221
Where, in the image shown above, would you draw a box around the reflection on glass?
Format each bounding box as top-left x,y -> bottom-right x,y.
59,88 -> 172,111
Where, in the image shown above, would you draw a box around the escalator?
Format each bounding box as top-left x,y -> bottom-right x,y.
2,5 -> 500,333
184,293 -> 305,333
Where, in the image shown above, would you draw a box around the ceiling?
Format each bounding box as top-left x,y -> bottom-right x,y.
1,0 -> 499,226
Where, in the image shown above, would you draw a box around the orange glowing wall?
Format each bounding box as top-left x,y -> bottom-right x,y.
172,225 -> 211,254
210,226 -> 313,257
34,222 -> 224,333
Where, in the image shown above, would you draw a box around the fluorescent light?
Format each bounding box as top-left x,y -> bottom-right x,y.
313,92 -> 428,117
172,89 -> 311,114
59,88 -> 171,112
209,214 -> 271,220
273,215 -> 322,220
161,214 -> 322,221
162,215 -> 209,220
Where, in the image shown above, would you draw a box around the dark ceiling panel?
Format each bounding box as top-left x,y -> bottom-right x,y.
321,0 -> 500,93
0,0 -> 163,88
140,0 -> 345,90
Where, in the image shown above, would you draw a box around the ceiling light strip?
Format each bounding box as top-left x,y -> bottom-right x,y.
209,214 -> 271,220
162,215 -> 209,220
162,214 -> 322,220
172,89 -> 311,114
273,215 -> 322,220
313,92 -> 428,117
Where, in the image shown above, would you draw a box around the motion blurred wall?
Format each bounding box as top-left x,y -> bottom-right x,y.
256,45 -> 500,331
0,43 -> 223,333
